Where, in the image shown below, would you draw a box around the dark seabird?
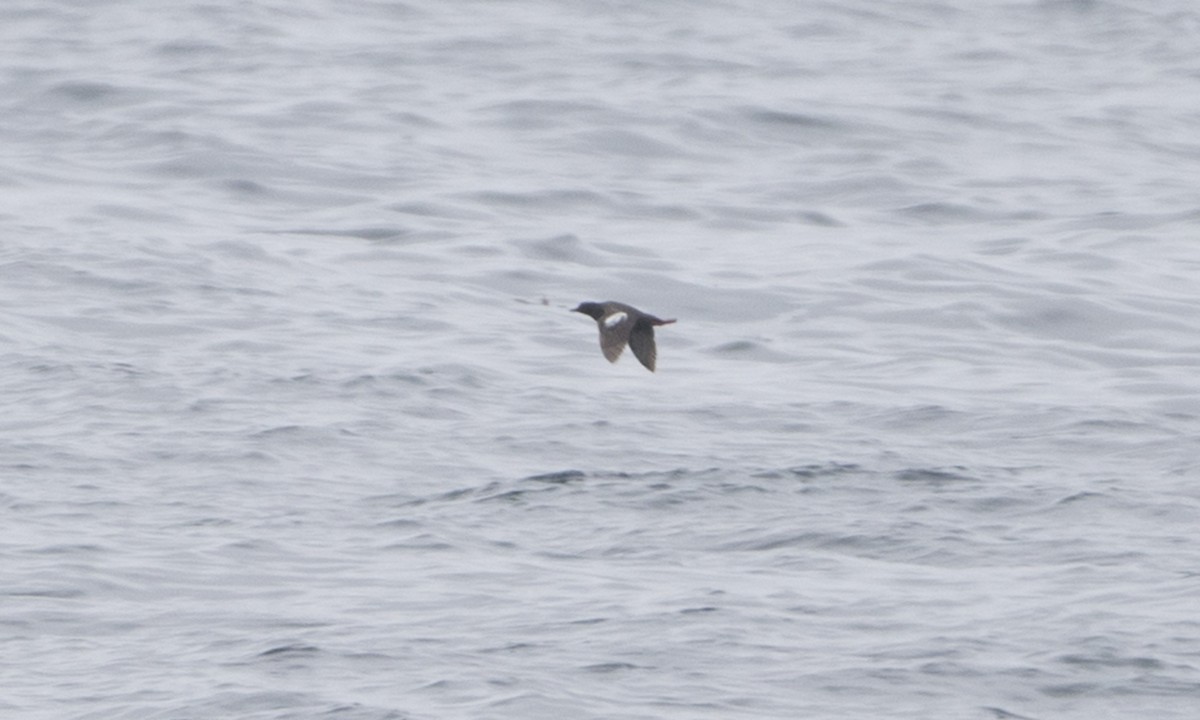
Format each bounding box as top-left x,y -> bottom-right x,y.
572,301 -> 676,372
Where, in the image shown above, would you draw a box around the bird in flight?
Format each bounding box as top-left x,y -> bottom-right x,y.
572,301 -> 676,372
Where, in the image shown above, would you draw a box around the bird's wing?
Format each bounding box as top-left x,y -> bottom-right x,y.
628,322 -> 657,371
599,311 -> 632,363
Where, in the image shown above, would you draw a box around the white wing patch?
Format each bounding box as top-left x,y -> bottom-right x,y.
603,311 -> 628,328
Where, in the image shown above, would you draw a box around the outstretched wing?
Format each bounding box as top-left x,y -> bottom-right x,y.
599,310 -> 632,363
628,322 -> 657,371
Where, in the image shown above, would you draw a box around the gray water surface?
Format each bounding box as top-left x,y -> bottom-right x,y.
3,1 -> 1200,718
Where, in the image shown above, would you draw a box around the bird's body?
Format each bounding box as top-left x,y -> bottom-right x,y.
572,301 -> 675,372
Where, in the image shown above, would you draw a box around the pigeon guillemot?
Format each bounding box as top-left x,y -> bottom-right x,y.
572,301 -> 676,372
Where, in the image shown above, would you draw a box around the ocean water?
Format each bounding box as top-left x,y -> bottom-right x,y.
3,1 -> 1200,718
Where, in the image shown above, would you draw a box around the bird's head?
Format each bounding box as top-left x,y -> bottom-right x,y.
572,302 -> 605,320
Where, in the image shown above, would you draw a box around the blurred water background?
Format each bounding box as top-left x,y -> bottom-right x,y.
3,1 -> 1200,718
